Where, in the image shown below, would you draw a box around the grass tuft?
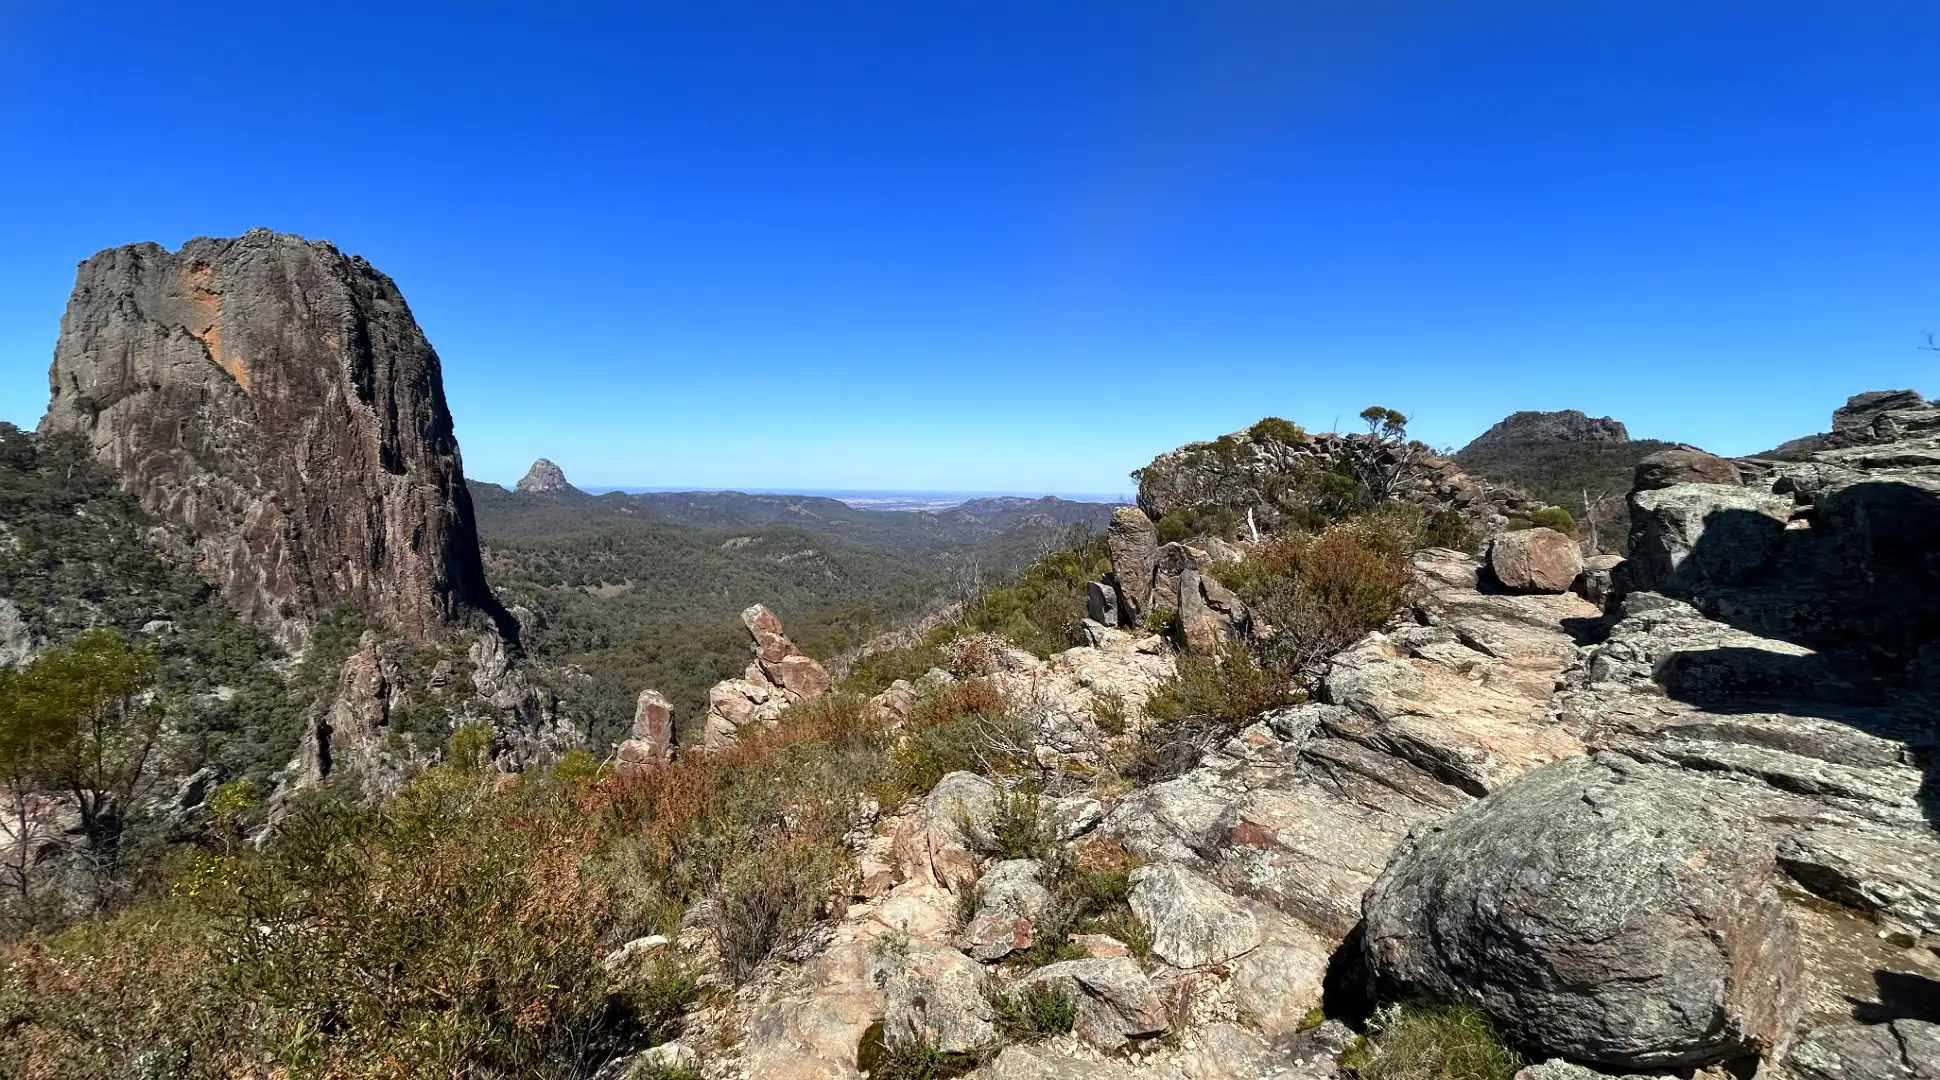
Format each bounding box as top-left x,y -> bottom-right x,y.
1340,1003 -> 1525,1080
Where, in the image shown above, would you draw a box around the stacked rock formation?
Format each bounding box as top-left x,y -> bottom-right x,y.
1097,507 -> 1251,652
703,604 -> 830,748
39,230 -> 509,646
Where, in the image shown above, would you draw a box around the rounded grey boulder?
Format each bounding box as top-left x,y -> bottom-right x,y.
1362,754 -> 1803,1070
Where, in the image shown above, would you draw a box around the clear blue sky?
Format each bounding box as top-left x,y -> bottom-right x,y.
1,3 -> 1935,494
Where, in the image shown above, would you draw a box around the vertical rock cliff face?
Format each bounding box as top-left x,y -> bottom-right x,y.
39,230 -> 508,645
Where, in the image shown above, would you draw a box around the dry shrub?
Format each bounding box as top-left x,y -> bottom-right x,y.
890,679 -> 1030,793
941,633 -> 1010,677
710,837 -> 845,984
1129,646 -> 1302,781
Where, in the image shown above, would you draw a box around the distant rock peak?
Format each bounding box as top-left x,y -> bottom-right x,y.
516,458 -> 573,494
1461,409 -> 1630,452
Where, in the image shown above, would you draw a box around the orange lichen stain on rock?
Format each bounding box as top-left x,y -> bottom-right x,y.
181,264 -> 249,392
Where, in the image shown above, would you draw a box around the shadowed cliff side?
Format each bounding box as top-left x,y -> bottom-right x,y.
38,229 -> 510,646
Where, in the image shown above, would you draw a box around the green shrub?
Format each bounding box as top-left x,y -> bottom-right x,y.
1142,606 -> 1177,636
1214,515 -> 1420,675
1153,505 -> 1240,545
992,982 -> 1078,1041
1420,508 -> 1476,553
1340,1003 -> 1525,1080
1087,689 -> 1128,736
987,781 -> 1049,861
1527,507 -> 1575,534
710,837 -> 844,985
630,959 -> 705,1047
1,678 -> 900,1077
1005,850 -> 1150,969
447,722 -> 496,771
956,537 -> 1110,658
551,747 -> 602,785
1248,417 -> 1308,444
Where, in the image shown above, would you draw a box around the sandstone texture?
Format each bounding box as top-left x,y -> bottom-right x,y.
41,230 -> 508,645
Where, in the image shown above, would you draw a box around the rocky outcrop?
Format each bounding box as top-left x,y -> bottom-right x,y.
1623,484 -> 1793,594
1134,419 -> 1548,539
515,458 -> 574,494
703,604 -> 830,748
1460,409 -> 1631,453
40,230 -> 508,646
1363,753 -> 1804,1069
1012,958 -> 1168,1051
1624,389 -> 1940,668
1100,508 -> 1250,651
616,689 -> 675,771
1486,527 -> 1582,593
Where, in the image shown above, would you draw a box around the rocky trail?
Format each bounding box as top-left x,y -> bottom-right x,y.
627,393 -> 1940,1080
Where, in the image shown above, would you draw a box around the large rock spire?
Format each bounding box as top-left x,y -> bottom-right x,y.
40,229 -> 509,644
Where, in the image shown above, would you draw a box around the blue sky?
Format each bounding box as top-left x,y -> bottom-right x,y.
1,3 -> 1936,494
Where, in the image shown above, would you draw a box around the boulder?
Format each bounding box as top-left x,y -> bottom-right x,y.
1128,864 -> 1263,969
891,772 -> 998,892
954,858 -> 1052,960
1830,389 -> 1931,445
1177,565 -> 1251,653
1363,754 -> 1803,1070
955,914 -> 1033,962
1488,528 -> 1583,594
615,689 -> 675,771
1634,447 -> 1741,490
1086,580 -> 1120,627
1014,957 -> 1168,1050
1231,938 -> 1330,1039
1575,554 -> 1625,606
883,945 -> 996,1054
1107,508 -> 1161,623
975,859 -> 1051,922
1789,1020 -> 1940,1080
1625,483 -> 1793,594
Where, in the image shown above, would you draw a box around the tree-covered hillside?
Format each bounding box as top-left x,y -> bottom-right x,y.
472,484 -> 1117,747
